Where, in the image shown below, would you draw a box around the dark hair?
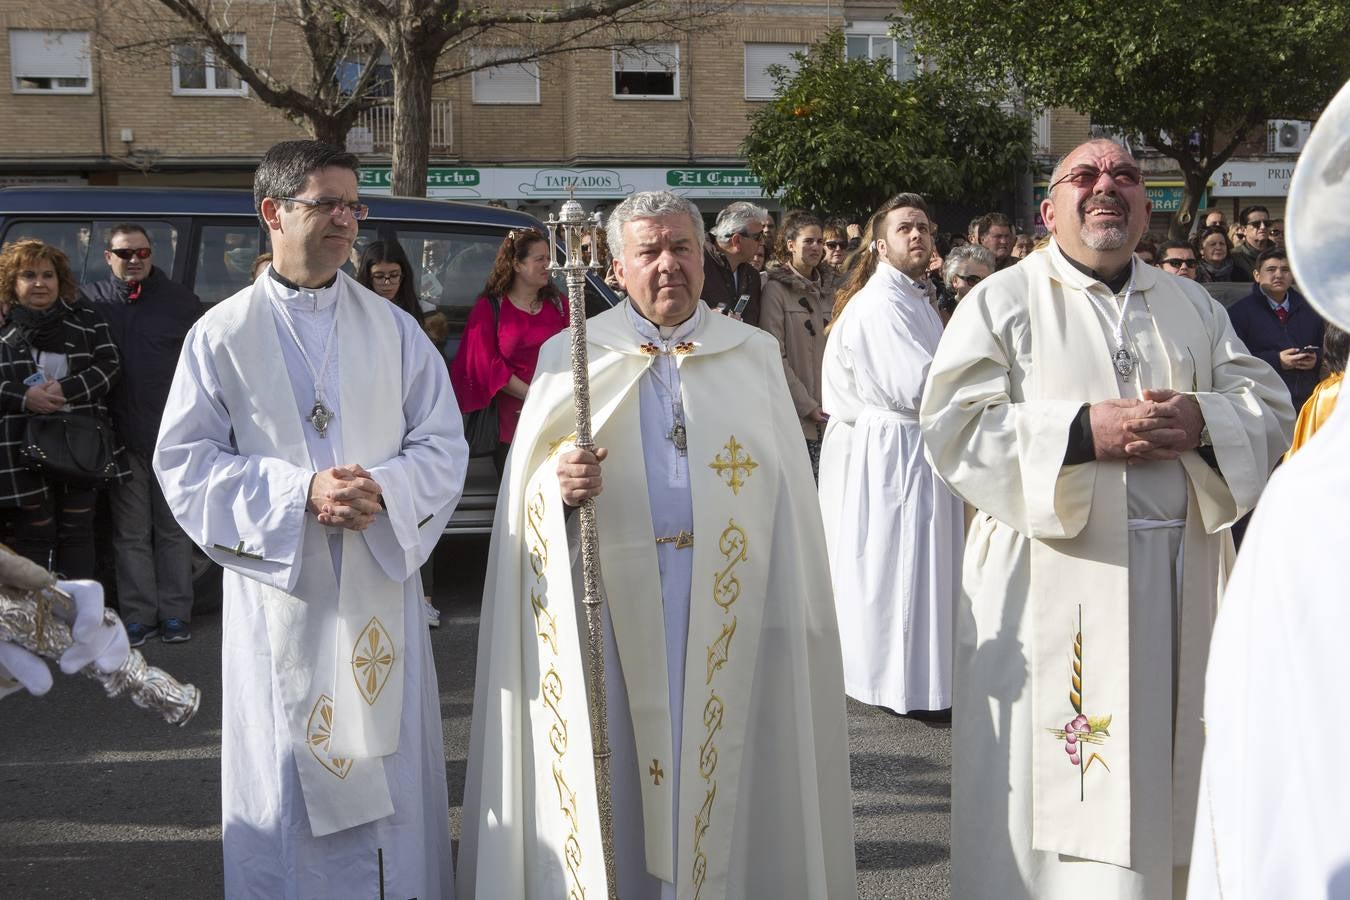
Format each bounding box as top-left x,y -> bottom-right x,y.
830,193 -> 929,328
356,241 -> 423,325
977,212 -> 1011,241
1194,225 -> 1231,256
253,140 -> 360,225
1157,240 -> 1194,256
1239,205 -> 1270,226
1324,324 -> 1349,375
106,223 -> 149,249
1255,247 -> 1288,267
1134,238 -> 1157,259
778,212 -> 823,263
483,229 -> 563,307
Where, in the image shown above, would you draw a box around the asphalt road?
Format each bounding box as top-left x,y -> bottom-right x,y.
0,539 -> 951,899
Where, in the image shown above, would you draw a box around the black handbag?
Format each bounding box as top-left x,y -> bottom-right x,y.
460,296 -> 501,458
20,413 -> 119,485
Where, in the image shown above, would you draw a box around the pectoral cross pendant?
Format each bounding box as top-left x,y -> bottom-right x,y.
1112,347 -> 1136,381
669,422 -> 687,454
309,400 -> 333,438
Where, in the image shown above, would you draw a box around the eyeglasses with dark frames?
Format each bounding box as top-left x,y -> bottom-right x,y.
824,240 -> 848,250
370,272 -> 403,284
953,272 -> 985,285
1048,165 -> 1144,193
737,230 -> 767,243
277,196 -> 370,221
109,247 -> 152,260
1161,257 -> 1198,268
1246,219 -> 1271,229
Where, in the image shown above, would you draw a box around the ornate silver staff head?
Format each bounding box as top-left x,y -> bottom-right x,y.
545,190 -> 603,275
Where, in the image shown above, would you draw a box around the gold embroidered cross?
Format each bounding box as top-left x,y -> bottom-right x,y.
649,758 -> 664,785
547,432 -> 578,458
708,435 -> 758,495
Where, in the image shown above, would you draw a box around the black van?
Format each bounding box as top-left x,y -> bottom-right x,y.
0,187 -> 618,605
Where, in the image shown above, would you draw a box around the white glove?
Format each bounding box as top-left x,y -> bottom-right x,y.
0,640 -> 53,698
57,580 -> 130,676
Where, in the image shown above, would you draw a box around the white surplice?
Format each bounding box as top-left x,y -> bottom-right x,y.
1188,398 -> 1350,899
818,260 -> 964,713
458,303 -> 857,900
154,271 -> 468,899
919,243 -> 1293,900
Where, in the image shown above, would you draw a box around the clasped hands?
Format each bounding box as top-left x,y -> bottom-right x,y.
1089,389 -> 1204,464
23,379 -> 66,414
308,464 -> 383,530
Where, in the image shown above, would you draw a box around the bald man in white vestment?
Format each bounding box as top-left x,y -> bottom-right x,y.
458,191 -> 857,900
155,141 -> 468,899
920,139 -> 1293,900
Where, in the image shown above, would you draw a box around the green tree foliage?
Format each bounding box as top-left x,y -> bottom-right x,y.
895,0 -> 1350,237
741,31 -> 1033,221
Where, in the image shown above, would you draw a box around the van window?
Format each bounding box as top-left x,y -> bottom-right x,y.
0,219 -> 179,285
195,222 -> 263,304
395,227 -> 507,324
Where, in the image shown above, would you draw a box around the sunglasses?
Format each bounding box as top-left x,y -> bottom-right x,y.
953,273 -> 984,285
824,240 -> 848,250
1049,165 -> 1144,192
109,247 -> 151,260
1161,257 -> 1198,268
737,230 -> 767,243
1246,220 -> 1271,229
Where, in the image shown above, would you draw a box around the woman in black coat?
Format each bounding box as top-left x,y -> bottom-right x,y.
0,239 -> 129,577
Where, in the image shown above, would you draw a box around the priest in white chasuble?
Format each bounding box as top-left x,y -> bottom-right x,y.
458,191 -> 857,900
154,141 -> 468,900
919,139 -> 1293,900
817,192 -> 964,715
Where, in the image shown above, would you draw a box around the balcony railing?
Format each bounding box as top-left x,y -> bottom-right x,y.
351,98 -> 453,153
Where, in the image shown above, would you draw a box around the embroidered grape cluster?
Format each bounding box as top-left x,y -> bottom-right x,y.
1063,714 -> 1090,766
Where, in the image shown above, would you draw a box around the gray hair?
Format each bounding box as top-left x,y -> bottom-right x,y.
606,190 -> 706,259
1046,138 -> 1139,199
710,201 -> 770,243
943,243 -> 995,285
254,140 -> 359,225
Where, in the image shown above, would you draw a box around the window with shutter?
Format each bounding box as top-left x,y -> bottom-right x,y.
744,43 -> 805,100
613,43 -> 679,99
9,30 -> 92,94
471,48 -> 541,105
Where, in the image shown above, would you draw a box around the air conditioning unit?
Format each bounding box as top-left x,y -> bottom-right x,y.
1268,119 -> 1311,155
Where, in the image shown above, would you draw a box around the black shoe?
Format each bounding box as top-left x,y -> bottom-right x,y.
126,622 -> 158,648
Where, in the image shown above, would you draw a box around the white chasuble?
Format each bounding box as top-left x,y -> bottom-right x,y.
919,242 -> 1293,899
156,271 -> 468,898
818,260 -> 964,713
458,304 -> 857,900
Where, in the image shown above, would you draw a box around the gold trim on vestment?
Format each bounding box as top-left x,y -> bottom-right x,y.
708,436 -> 758,495
692,519 -> 745,898
306,694 -> 353,779
526,487 -> 586,896
351,617 -> 395,705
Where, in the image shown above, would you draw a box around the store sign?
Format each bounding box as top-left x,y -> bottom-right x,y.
359,166 -> 772,200
1209,160 -> 1295,197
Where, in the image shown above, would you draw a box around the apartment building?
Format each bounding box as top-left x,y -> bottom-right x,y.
0,0 -> 1298,231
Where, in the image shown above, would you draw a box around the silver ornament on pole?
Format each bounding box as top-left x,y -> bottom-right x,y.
543,190 -> 618,899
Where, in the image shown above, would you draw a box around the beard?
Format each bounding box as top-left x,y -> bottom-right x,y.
1077,195 -> 1131,251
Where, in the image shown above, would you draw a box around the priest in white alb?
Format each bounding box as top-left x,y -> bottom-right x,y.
457,190 -> 857,900
919,138 -> 1293,899
818,192 -> 964,715
154,141 -> 468,899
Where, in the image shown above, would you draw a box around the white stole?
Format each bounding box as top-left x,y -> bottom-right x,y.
204,271 -> 405,836
1028,243 -> 1221,866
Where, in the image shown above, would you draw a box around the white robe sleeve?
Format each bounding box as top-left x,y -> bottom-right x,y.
919,289 -> 1093,539
1183,294 -> 1295,531
835,289 -> 936,414
360,318 -> 469,583
154,325 -> 315,592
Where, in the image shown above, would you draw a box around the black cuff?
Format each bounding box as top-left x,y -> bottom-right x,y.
1063,404 -> 1096,465
1198,445 -> 1220,470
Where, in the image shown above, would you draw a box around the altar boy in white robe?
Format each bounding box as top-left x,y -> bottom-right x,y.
919,139 -> 1293,899
818,192 -> 964,715
154,141 -> 468,899
457,191 -> 857,900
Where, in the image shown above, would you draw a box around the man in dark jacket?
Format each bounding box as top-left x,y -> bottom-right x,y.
81,224 -> 202,646
702,201 -> 767,326
1230,205 -> 1276,280
1227,247 -> 1324,415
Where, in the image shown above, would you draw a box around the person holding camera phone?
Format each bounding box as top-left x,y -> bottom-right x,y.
0,239 -> 129,580
1226,247 -> 1326,415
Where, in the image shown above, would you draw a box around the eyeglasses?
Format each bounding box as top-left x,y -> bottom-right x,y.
1269,229 -> 1283,238
1048,165 -> 1144,193
737,230 -> 767,243
1246,219 -> 1271,229
1161,257 -> 1198,268
109,247 -> 152,260
370,272 -> 402,284
277,196 -> 370,221
824,240 -> 847,251
953,273 -> 985,285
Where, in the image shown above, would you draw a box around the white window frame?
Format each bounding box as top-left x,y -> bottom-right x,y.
844,22 -> 918,81
743,43 -> 806,101
9,30 -> 93,95
171,36 -> 248,97
470,47 -> 541,105
612,43 -> 680,100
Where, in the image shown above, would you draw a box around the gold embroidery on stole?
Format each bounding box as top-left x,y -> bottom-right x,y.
306,694 -> 353,779
351,617 -> 395,705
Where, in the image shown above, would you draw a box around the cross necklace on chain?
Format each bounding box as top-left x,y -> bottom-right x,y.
646,344 -> 688,454
1085,260 -> 1142,381
272,296 -> 339,437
